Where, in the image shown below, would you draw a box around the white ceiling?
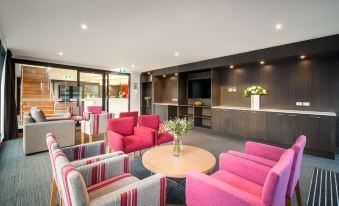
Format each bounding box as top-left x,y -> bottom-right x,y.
1,0 -> 339,73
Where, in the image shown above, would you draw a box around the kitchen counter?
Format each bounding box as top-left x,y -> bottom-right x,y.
154,102 -> 178,106
212,106 -> 336,116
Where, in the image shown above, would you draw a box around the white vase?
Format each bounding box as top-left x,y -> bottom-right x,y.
251,95 -> 260,110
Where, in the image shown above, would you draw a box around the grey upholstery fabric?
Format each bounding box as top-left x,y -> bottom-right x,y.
46,115 -> 71,121
23,112 -> 34,124
23,120 -> 75,155
30,108 -> 47,122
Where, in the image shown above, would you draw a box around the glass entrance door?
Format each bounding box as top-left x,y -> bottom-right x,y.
79,71 -> 104,112
106,73 -> 129,115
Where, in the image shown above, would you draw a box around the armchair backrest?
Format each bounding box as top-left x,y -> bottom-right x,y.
107,117 -> 135,136
87,106 -> 102,114
287,135 -> 306,197
138,115 -> 160,130
53,148 -> 89,206
85,113 -> 113,135
119,111 -> 139,127
262,149 -> 294,206
67,106 -> 84,116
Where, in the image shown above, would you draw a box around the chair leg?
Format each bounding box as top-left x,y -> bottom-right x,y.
81,132 -> 85,144
89,135 -> 93,143
285,197 -> 292,206
106,146 -> 111,153
49,177 -> 57,206
296,180 -> 302,206
104,133 -> 107,142
59,197 -> 63,206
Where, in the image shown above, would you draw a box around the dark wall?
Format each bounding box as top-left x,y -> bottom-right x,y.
217,53 -> 339,112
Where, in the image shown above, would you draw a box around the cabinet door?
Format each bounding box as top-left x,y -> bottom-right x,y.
220,110 -> 235,134
233,110 -> 250,138
302,115 -> 335,153
211,109 -> 221,132
248,111 -> 266,140
154,105 -> 168,122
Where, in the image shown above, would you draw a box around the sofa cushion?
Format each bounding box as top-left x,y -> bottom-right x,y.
31,108 -> 47,122
157,132 -> 174,145
211,170 -> 262,198
124,135 -> 152,153
23,112 -> 34,124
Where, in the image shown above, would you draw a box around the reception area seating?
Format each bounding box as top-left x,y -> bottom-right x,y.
119,111 -> 139,127
47,134 -> 167,206
138,114 -> 174,145
186,149 -> 295,206
107,116 -> 154,154
67,106 -> 84,122
80,112 -> 114,144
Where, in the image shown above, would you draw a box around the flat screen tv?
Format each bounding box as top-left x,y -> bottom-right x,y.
188,78 -> 211,98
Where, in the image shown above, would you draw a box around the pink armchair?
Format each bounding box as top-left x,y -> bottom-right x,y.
227,135 -> 306,206
186,149 -> 295,206
138,114 -> 174,145
107,117 -> 154,154
119,111 -> 139,126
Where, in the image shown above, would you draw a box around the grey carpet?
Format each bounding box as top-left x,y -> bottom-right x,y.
0,128 -> 339,206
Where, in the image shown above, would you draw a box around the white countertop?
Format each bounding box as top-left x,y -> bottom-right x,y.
212,106 -> 336,117
154,102 -> 178,106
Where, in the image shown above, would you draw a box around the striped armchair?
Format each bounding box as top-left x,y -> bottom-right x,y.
48,136 -> 167,206
81,113 -> 114,144
67,106 -> 84,122
46,133 -> 124,206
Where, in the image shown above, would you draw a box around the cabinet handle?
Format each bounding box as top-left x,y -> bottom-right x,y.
310,116 -> 321,119
251,112 -> 257,114
288,114 -> 297,117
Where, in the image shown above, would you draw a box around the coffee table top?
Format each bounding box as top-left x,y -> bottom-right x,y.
142,145 -> 216,178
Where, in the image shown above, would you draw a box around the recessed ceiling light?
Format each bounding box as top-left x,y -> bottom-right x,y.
58,52 -> 63,56
174,52 -> 179,57
163,74 -> 166,78
260,61 -> 265,65
147,72 -> 151,75
81,24 -> 88,30
229,65 -> 234,69
275,23 -> 282,30
300,55 -> 306,59
131,64 -> 135,68
175,73 -> 178,76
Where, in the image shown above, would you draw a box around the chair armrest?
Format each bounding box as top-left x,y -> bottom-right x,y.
62,141 -> 106,161
83,111 -> 92,121
245,141 -> 286,161
107,130 -> 125,152
71,151 -> 123,167
77,154 -> 130,187
186,171 -> 261,206
89,173 -> 167,206
134,126 -> 154,145
138,126 -> 157,145
219,153 -> 270,186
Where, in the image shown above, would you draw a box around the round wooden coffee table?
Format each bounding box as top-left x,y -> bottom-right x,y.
142,145 -> 216,178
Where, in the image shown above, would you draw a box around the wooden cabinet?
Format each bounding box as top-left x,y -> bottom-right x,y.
154,105 -> 168,122
211,108 -> 336,158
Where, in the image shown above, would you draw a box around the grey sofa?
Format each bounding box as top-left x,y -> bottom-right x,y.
23,109 -> 75,155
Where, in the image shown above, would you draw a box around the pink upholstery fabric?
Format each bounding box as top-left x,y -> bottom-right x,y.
138,115 -> 174,145
186,149 -> 295,206
119,111 -> 139,127
138,115 -> 160,130
107,117 -> 134,136
87,106 -> 102,114
262,149 -> 294,206
287,135 -> 306,197
107,117 -> 154,154
227,150 -> 276,168
211,170 -> 262,198
234,135 -> 306,198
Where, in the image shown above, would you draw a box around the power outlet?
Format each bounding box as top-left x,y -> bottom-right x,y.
232,87 -> 237,92
296,102 -> 303,106
228,87 -> 233,92
303,102 -> 310,106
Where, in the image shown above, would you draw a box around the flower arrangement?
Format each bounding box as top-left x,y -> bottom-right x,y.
243,86 -> 267,97
160,118 -> 193,156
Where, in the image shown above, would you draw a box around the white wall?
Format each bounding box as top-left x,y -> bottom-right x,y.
130,72 -> 141,113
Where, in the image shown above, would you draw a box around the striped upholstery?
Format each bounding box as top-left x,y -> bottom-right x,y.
71,152 -> 124,168
67,106 -> 84,121
48,135 -> 167,206
81,113 -> 114,136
